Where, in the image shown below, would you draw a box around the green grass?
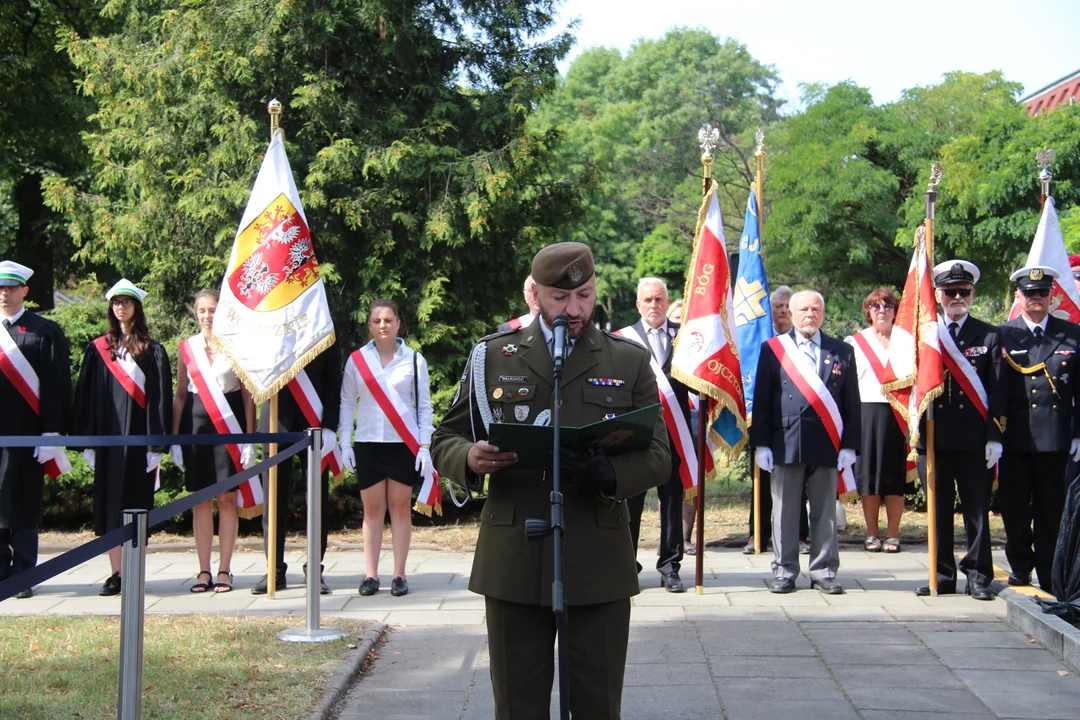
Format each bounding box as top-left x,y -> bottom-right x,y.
0,615 -> 372,720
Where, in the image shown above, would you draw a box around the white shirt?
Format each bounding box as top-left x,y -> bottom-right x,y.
795,330 -> 821,369
1,307 -> 26,326
1021,314 -> 1049,336
339,339 -> 433,444
644,320 -> 671,363
845,329 -> 890,404
539,316 -> 576,358
184,334 -> 242,394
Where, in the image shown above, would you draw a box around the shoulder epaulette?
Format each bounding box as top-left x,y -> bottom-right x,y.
600,329 -> 649,353
478,326 -> 518,344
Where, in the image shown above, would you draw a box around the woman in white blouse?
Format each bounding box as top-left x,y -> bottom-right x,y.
171,289 -> 255,593
338,299 -> 433,598
844,288 -> 909,554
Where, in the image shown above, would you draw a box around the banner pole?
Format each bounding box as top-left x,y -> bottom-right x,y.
695,401 -> 706,594
268,392 -> 279,599
1037,148 -> 1055,211
752,129 -> 765,556
924,164 -> 941,595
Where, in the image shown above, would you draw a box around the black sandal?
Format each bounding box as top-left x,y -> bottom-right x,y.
213,571 -> 233,593
190,570 -> 214,593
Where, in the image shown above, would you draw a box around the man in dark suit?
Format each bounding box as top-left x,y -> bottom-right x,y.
622,277 -> 690,592
915,260 -> 1005,600
997,265 -> 1080,591
750,290 -> 861,595
432,242 -> 670,719
0,261 -> 70,599
252,342 -> 341,594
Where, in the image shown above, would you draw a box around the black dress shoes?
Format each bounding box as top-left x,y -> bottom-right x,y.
99,572 -> 121,597
358,577 -> 380,596
15,587 -> 33,599
915,582 -> 956,596
390,577 -> 409,597
810,578 -> 844,595
769,577 -> 796,594
967,582 -> 994,601
661,572 -> 686,593
1007,573 -> 1031,587
250,573 -> 288,595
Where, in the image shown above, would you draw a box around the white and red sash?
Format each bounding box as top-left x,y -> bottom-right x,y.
937,319 -> 988,421
350,346 -> 441,516
850,331 -> 918,481
767,334 -> 856,495
0,324 -> 71,478
506,313 -> 534,330
616,326 -> 708,492
286,369 -> 345,482
93,336 -> 147,408
180,336 -> 262,509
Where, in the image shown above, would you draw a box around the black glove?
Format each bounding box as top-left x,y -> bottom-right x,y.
559,442 -> 617,498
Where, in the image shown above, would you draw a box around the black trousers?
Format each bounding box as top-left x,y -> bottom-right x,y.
485,596 -> 630,720
999,450 -> 1067,589
917,450 -> 993,587
259,450 -> 330,575
627,468 -> 683,574
0,527 -> 37,579
748,470 -> 809,546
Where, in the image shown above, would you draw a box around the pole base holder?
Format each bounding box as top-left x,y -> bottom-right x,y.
277,627 -> 350,643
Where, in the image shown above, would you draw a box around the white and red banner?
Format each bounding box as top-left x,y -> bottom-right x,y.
884,226 -> 944,454
180,336 -> 262,510
94,336 -> 146,409
767,334 -> 857,496
286,369 -> 345,483
0,326 -> 70,478
350,346 -> 441,516
505,313 -> 534,331
937,320 -> 988,421
671,182 -> 747,467
1008,197 -> 1080,323
850,331 -> 918,483
212,130 -> 335,404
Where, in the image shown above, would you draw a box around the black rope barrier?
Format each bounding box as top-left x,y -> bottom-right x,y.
0,432 -> 306,448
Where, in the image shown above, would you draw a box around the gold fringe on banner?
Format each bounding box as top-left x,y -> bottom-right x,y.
216,330 -> 337,407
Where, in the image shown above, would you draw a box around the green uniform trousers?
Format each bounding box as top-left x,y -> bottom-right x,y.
485,596 -> 631,719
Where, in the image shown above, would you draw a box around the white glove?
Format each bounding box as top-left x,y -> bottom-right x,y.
837,449 -> 857,472
146,452 -> 162,473
754,447 -> 774,473
33,432 -> 60,464
338,429 -> 356,471
1071,438 -> 1080,463
240,443 -> 256,469
83,449 -> 96,470
321,429 -> 337,454
415,447 -> 432,476
170,445 -> 185,472
985,441 -> 1003,469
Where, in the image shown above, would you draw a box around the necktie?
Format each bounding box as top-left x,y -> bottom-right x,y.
949,322 -> 959,340
802,338 -> 817,369
649,329 -> 667,363
1033,325 -> 1044,343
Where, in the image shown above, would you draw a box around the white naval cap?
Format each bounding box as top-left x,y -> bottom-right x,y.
105,278 -> 149,302
932,260 -> 980,287
1009,265 -> 1057,289
0,261 -> 33,287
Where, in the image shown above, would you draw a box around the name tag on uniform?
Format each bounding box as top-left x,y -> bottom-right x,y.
1007,348 -> 1027,355
963,346 -> 987,357
1055,349 -> 1075,356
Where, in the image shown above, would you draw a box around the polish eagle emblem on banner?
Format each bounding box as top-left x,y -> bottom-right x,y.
228,194 -> 319,312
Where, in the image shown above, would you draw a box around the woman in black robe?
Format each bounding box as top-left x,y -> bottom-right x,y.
73,279 -> 172,596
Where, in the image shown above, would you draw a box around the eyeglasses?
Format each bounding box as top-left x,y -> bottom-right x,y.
1021,288 -> 1051,298
110,297 -> 135,307
868,303 -> 897,312
941,288 -> 972,298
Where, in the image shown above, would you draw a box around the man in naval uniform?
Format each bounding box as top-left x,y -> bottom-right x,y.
431,242 -> 670,719
997,265 -> 1080,591
0,261 -> 70,598
914,260 -> 1005,600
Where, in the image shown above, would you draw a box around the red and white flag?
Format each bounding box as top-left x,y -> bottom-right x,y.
1008,197 -> 1080,323
671,182 -> 747,469
884,226 -> 944,454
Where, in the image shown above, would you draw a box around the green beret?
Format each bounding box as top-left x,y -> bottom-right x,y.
531,242 -> 595,290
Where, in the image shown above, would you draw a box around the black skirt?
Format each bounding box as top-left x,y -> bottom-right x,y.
855,403 -> 908,497
354,442 -> 417,490
180,390 -> 246,492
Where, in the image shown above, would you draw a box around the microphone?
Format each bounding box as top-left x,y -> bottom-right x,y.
552,315 -> 570,370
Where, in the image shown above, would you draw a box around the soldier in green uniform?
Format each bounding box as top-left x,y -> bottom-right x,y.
431,242 -> 670,719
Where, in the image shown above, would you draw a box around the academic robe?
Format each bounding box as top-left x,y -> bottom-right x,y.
0,312 -> 70,529
72,338 -> 172,535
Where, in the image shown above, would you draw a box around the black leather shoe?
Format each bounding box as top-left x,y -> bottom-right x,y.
99,572 -> 121,597
769,577 -> 796,594
1007,573 -> 1031,587
810,578 -> 844,595
661,572 -> 686,593
390,577 -> 409,597
358,577 -> 380,596
968,582 -> 994,601
915,582 -> 956,596
15,587 -> 33,599
250,573 -> 288,595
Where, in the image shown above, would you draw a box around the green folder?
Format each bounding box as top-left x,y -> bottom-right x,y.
487,403 -> 662,472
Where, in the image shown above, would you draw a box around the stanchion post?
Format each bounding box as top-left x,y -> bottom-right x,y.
117,509 -> 147,720
278,428 -> 348,643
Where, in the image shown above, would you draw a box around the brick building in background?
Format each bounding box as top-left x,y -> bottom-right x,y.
1023,69 -> 1080,116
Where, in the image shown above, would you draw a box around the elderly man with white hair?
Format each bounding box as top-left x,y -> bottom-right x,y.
749,290 -> 861,594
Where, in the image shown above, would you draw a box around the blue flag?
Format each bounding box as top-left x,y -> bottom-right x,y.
732,192 -> 772,417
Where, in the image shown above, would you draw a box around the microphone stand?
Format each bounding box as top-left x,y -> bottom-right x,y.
525,316 -> 570,720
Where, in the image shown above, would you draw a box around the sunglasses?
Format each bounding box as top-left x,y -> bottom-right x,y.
941,288 -> 972,298
868,303 -> 897,312
1021,288 -> 1051,298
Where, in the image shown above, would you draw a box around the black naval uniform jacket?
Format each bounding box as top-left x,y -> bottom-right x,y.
998,316 -> 1080,453
749,329 -> 861,467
